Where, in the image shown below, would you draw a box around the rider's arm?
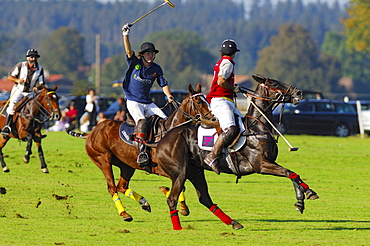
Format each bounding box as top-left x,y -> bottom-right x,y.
123,34 -> 133,58
162,85 -> 174,103
7,75 -> 24,84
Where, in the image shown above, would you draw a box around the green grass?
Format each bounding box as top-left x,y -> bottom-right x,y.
1,132 -> 369,245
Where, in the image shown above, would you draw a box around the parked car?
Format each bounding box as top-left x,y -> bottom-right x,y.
273,99 -> 359,137
103,90 -> 188,119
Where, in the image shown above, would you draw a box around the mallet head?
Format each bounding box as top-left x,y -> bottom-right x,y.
164,0 -> 175,8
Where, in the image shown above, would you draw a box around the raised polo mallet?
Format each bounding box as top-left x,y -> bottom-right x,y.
128,0 -> 175,27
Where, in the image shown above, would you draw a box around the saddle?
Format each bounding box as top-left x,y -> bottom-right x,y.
119,115 -> 164,147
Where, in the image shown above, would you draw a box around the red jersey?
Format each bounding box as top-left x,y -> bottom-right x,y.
206,56 -> 235,103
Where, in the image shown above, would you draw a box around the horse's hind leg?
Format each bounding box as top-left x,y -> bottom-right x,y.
159,186 -> 190,216
187,167 -> 243,230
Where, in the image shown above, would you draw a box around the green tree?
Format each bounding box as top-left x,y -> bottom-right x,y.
342,0 -> 370,52
143,29 -> 215,90
254,24 -> 341,93
40,27 -> 86,82
322,31 -> 370,93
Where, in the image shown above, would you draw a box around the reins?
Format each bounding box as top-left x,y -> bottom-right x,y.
21,90 -> 58,123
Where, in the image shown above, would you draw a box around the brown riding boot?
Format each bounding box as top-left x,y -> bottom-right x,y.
204,125 -> 239,175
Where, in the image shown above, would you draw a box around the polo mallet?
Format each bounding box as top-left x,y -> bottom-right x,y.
244,94 -> 299,151
128,0 -> 175,27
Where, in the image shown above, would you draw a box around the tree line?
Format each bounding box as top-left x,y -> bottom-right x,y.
0,0 -> 368,99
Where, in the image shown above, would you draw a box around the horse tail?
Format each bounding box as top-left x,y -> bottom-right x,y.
66,129 -> 89,139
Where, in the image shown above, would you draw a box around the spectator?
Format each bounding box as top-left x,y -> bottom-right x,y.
98,112 -> 108,124
114,98 -> 127,121
85,89 -> 99,131
65,102 -> 78,129
48,111 -> 67,132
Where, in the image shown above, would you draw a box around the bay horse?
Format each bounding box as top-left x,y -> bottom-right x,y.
0,86 -> 61,173
155,74 -> 319,230
67,83 -> 215,222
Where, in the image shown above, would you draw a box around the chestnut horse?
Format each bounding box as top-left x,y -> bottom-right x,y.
155,75 -> 319,230
67,83 -> 215,222
0,86 -> 61,173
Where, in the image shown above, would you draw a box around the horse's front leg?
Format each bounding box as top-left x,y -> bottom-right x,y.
288,171 -> 319,213
187,166 -> 243,230
23,137 -> 33,164
259,159 -> 319,213
32,132 -> 48,173
0,147 -> 9,172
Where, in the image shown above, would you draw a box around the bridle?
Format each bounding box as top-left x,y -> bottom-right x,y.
33,90 -> 60,123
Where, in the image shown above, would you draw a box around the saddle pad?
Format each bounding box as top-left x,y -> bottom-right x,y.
197,126 -> 246,152
119,122 -> 135,146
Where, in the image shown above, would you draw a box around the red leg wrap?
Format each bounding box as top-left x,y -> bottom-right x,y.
209,204 -> 232,225
170,210 -> 182,230
289,173 -> 309,190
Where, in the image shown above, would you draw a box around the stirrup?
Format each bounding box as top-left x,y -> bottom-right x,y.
1,126 -> 11,136
137,152 -> 149,165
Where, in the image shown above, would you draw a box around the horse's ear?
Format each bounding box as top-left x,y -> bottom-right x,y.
252,74 -> 266,84
195,82 -> 201,92
188,84 -> 195,94
53,85 -> 58,91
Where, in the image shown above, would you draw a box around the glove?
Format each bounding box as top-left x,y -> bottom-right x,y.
122,23 -> 130,36
233,84 -> 241,93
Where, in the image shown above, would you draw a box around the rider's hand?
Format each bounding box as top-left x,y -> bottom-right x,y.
32,87 -> 38,92
233,84 -> 241,93
168,95 -> 174,103
122,23 -> 130,36
18,78 -> 24,84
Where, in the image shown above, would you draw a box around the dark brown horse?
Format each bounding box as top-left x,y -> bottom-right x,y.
155,75 -> 319,230
67,83 -> 215,222
0,86 -> 61,173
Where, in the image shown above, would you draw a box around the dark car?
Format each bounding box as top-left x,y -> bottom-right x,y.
103,90 -> 188,119
273,99 -> 359,137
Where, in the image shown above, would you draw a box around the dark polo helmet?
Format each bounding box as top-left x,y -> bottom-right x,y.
220,39 -> 240,55
138,42 -> 159,54
26,49 -> 40,58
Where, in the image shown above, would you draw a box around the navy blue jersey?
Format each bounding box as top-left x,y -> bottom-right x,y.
123,53 -> 168,104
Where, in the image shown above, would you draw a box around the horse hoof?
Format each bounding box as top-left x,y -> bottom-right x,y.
3,166 -> 9,173
294,201 -> 305,214
159,186 -> 170,195
179,201 -> 190,216
141,202 -> 151,213
41,168 -> 49,173
231,220 -> 244,230
23,156 -> 30,163
306,189 -> 319,200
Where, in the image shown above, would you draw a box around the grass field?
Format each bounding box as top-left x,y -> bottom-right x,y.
0,132 -> 369,246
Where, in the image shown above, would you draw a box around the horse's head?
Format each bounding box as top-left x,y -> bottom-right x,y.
177,83 -> 216,123
39,85 -> 61,121
252,74 -> 303,105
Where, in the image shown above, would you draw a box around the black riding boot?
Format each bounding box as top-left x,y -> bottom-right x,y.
204,125 -> 239,175
135,119 -> 150,170
1,114 -> 13,136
